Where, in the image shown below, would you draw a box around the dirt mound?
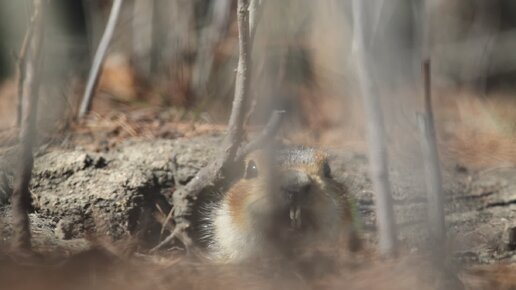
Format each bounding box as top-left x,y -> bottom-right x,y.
1,133 -> 516,264
0,136 -> 220,252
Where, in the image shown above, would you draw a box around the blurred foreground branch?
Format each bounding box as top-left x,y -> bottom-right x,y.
352,0 -> 398,257
15,23 -> 35,127
417,111 -> 445,247
419,0 -> 446,252
11,0 -> 45,254
78,0 -> 124,119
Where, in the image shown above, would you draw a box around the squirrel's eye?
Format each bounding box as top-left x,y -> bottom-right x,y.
323,161 -> 331,178
245,160 -> 258,179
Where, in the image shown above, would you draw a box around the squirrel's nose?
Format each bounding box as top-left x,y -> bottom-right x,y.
282,171 -> 312,200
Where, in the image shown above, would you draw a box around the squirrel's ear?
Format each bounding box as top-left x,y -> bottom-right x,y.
245,160 -> 259,179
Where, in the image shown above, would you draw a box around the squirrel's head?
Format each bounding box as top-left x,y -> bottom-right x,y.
239,148 -> 336,231
209,148 -> 349,261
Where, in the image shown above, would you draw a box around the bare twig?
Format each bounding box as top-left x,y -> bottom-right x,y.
78,0 -> 124,119
352,0 -> 398,257
223,0 -> 252,160
150,227 -> 180,253
11,0 -> 45,253
158,156 -> 181,237
240,0 -> 264,127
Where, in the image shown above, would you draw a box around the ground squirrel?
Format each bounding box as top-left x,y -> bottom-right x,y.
202,148 -> 360,263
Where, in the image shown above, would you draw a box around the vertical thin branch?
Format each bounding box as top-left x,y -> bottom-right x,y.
419,0 -> 445,249
223,0 -> 252,160
11,0 -> 45,253
352,0 -> 398,257
78,0 -> 124,119
241,0 -> 263,126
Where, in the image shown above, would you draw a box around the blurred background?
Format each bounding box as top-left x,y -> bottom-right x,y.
1,2 -> 516,286
0,0 -> 515,167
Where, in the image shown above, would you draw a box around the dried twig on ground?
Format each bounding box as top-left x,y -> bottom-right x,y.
11,0 -> 45,253
78,0 -> 124,119
352,0 -> 398,257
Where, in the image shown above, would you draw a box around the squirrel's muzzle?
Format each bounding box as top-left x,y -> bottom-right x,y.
281,170 -> 312,229
282,170 -> 312,201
